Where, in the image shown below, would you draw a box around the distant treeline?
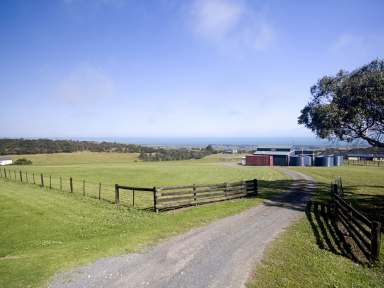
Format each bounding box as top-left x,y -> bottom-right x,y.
0,139 -> 216,161
0,138 -> 145,155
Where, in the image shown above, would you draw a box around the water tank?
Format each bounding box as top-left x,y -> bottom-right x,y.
304,155 -> 312,166
289,156 -> 305,166
289,155 -> 313,166
333,155 -> 344,166
315,156 -> 334,167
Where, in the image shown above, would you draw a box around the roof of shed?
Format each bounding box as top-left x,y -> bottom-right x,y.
253,151 -> 293,156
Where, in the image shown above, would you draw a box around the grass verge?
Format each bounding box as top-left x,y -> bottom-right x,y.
247,166 -> 384,288
0,164 -> 286,288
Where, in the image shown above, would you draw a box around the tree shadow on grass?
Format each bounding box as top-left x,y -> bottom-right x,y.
342,191 -> 384,232
305,202 -> 370,264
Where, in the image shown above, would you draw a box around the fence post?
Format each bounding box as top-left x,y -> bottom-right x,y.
253,179 -> 258,195
115,184 -> 120,205
153,187 -> 158,213
306,201 -> 312,214
193,184 -> 197,205
4,168 -> 6,178
26,172 -> 28,183
320,203 -> 325,216
132,189 -> 135,207
98,183 -> 101,200
314,202 -> 319,214
33,172 -> 35,184
371,221 -> 381,262
70,177 -> 73,193
60,177 -> 62,191
332,183 -> 338,196
40,173 -> 44,187
224,182 -> 228,198
19,171 -> 23,182
49,176 -> 52,189
82,180 -> 85,196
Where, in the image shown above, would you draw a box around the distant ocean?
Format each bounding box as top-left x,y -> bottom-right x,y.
71,137 -> 356,147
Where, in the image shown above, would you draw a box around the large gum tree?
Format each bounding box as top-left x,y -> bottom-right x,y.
298,59 -> 384,147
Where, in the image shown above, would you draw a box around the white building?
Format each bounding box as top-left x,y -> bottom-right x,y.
0,157 -> 13,166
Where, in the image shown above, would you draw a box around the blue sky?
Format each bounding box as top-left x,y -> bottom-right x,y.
1,0 -> 383,139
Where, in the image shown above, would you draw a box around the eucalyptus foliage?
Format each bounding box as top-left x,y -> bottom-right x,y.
299,59 -> 384,147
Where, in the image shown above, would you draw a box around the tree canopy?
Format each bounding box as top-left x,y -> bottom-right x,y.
298,59 -> 384,147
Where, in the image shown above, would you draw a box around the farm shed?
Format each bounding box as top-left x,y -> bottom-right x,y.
0,157 -> 12,166
252,145 -> 294,166
245,155 -> 273,166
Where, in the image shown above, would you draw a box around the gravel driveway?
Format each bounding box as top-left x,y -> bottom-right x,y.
49,169 -> 314,288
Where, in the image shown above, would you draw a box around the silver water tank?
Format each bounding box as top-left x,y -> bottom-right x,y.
290,155 -> 313,166
289,156 -> 305,166
334,155 -> 344,166
315,155 -> 334,167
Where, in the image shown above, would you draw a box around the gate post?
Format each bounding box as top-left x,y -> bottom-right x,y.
371,221 -> 382,262
153,187 -> 158,213
253,179 -> 258,195
115,184 -> 120,205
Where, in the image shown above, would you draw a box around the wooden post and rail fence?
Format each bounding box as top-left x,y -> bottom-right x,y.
115,179 -> 258,212
308,177 -> 381,263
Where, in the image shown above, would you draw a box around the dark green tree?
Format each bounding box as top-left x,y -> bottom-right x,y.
298,59 -> 384,147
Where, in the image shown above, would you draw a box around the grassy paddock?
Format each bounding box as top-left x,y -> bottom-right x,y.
3,152 -> 284,209
293,166 -> 384,224
248,166 -> 384,288
6,152 -> 271,187
0,152 -> 288,288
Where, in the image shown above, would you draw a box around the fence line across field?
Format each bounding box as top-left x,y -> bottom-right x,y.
1,168 -> 258,212
0,167 -> 124,207
346,160 -> 384,167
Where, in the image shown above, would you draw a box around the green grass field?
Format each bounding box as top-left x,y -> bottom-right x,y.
0,152 -> 288,288
3,152 -> 286,208
248,166 -> 384,288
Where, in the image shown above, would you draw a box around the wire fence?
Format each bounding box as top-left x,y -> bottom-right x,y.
0,167 -> 154,210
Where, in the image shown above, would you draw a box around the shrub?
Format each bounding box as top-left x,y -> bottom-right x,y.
14,158 -> 32,165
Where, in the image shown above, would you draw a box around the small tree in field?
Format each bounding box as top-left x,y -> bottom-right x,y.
298,59 -> 384,147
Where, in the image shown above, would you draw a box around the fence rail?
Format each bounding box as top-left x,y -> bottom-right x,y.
154,179 -> 258,212
330,179 -> 381,262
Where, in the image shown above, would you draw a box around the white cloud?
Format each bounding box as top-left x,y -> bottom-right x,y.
329,33 -> 384,55
57,64 -> 115,105
188,0 -> 275,51
329,34 -> 365,53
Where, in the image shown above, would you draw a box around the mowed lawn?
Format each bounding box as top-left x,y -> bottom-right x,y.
248,166 -> 384,288
0,152 -> 288,288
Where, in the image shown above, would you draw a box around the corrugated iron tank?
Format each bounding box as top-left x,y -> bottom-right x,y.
333,155 -> 344,166
289,155 -> 312,166
314,156 -> 334,167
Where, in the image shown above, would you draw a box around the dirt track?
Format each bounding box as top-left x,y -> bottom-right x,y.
49,168 -> 314,288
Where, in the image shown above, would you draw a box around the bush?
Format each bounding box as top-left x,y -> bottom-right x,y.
14,158 -> 32,165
